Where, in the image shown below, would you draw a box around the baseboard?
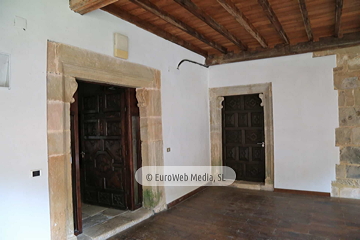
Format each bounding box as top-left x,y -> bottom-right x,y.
167,186 -> 207,209
274,188 -> 330,197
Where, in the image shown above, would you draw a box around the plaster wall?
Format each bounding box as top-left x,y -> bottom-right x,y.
209,53 -> 339,193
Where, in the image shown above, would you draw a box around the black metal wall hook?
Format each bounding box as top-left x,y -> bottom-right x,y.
177,59 -> 210,70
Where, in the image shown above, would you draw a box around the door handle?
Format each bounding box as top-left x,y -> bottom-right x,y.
257,142 -> 265,148
81,151 -> 86,159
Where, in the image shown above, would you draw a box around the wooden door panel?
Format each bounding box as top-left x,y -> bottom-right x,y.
222,94 -> 265,182
80,83 -> 127,209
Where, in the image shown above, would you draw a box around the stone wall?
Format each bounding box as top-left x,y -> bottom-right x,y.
315,46 -> 360,199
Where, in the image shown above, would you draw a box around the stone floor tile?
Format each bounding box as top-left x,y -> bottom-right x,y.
82,205 -> 107,217
102,208 -> 127,217
82,214 -> 109,230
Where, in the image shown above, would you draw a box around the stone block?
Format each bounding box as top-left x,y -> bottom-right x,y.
48,131 -> 71,156
48,101 -> 70,132
141,140 -> 164,167
136,89 -> 162,117
340,147 -> 360,164
152,69 -> 161,89
339,107 -> 360,126
338,90 -> 354,107
47,74 -> 64,101
48,155 -> 67,240
335,178 -> 360,188
57,42 -> 156,87
352,127 -> 360,145
334,70 -> 360,89
338,90 -> 345,106
211,143 -> 221,166
336,54 -> 349,68
140,117 -> 162,141
335,127 -> 352,146
348,54 -> 360,70
339,187 -> 360,199
346,165 -> 360,179
355,88 -> 360,106
336,164 -> 346,179
331,185 -> 340,197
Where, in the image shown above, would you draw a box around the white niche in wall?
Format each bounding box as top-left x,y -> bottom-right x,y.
0,53 -> 10,89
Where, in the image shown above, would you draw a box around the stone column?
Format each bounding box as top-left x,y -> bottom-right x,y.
47,72 -> 78,240
136,70 -> 166,212
209,91 -> 224,167
331,48 -> 360,198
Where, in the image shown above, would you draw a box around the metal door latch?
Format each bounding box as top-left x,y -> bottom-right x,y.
257,142 -> 265,147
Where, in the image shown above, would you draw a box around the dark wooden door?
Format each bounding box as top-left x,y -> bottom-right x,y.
71,90 -> 82,235
79,83 -> 128,209
222,94 -> 265,182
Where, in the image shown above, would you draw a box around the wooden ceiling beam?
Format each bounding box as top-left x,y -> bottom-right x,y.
297,0 -> 314,41
335,0 -> 344,38
70,0 -> 118,15
258,0 -> 290,44
173,0 -> 247,51
217,0 -> 268,48
102,5 -> 208,57
206,32 -> 360,65
129,0 -> 227,54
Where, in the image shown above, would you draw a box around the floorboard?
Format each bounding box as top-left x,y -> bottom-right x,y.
108,187 -> 360,240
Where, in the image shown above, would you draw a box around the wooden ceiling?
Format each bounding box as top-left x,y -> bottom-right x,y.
71,0 -> 360,65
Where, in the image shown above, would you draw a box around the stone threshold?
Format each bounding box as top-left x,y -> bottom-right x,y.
229,180 -> 271,191
77,207 -> 153,240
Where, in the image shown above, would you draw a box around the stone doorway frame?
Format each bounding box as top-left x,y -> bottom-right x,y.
209,83 -> 274,190
47,41 -> 166,240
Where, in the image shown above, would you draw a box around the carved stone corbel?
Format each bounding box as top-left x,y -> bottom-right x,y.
136,88 -> 148,108
259,93 -> 264,107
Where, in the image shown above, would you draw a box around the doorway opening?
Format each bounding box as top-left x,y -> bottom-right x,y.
70,81 -> 142,235
209,83 -> 274,191
222,94 -> 265,183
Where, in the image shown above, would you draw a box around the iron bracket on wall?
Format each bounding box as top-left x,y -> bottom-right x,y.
177,59 -> 209,70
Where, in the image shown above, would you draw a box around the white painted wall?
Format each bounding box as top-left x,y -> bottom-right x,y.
0,0 -> 210,239
209,53 -> 339,193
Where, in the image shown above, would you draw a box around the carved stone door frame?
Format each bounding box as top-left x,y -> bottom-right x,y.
209,83 -> 274,190
47,41 -> 166,240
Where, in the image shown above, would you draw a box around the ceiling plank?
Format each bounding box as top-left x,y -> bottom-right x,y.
217,0 -> 268,48
206,32 -> 360,65
258,0 -> 290,44
71,0 -> 118,15
335,0 -> 344,38
297,0 -> 314,41
173,0 -> 247,51
102,5 -> 208,57
129,0 -> 227,53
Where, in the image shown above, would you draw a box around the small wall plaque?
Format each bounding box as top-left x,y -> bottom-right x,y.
0,52 -> 10,89
114,33 -> 129,60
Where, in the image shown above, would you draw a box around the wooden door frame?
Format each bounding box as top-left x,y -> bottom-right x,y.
209,83 -> 274,191
70,90 -> 82,235
46,41 -> 166,240
124,89 -> 143,211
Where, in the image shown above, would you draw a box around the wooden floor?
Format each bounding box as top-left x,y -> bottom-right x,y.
108,187 -> 360,240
